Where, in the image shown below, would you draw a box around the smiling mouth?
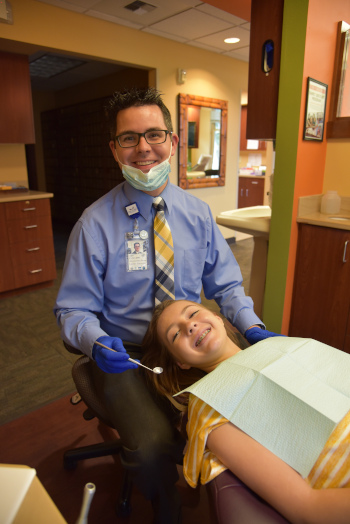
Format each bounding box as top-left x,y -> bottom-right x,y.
196,328 -> 211,347
135,160 -> 155,167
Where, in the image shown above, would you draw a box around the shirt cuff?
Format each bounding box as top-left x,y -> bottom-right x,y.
234,307 -> 265,335
81,327 -> 108,359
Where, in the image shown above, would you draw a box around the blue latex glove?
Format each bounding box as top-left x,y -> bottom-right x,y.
92,336 -> 139,374
245,326 -> 285,345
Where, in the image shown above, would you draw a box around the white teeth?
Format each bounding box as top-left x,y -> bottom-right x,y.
137,161 -> 153,166
196,329 -> 210,346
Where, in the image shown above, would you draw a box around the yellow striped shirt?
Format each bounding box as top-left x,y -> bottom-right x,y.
184,394 -> 350,489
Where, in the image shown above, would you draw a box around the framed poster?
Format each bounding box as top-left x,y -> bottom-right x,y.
303,77 -> 328,141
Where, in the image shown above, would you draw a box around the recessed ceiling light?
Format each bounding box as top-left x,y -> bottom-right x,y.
224,37 -> 241,44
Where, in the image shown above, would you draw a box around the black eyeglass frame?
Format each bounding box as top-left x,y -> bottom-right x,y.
114,130 -> 172,148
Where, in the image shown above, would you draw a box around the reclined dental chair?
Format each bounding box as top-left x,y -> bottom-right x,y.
63,340 -> 289,523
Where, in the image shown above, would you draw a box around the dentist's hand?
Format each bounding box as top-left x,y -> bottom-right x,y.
245,326 -> 285,345
92,336 -> 138,373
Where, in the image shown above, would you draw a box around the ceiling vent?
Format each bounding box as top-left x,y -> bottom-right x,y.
29,54 -> 85,79
124,1 -> 156,15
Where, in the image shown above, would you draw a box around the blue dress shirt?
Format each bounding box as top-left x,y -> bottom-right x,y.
54,181 -> 263,357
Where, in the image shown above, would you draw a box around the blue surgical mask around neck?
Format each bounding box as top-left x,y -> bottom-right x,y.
115,145 -> 172,192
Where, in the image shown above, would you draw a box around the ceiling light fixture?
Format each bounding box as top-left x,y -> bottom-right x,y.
224,37 -> 241,44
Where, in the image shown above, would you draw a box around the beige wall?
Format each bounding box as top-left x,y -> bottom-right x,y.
0,0 -> 249,237
323,140 -> 350,196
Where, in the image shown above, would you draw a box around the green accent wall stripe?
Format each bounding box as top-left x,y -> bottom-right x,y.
263,0 -> 309,331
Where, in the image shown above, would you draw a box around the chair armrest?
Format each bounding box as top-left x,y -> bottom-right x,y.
63,341 -> 83,355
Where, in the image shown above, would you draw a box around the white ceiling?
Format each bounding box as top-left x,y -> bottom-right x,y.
35,0 -> 251,61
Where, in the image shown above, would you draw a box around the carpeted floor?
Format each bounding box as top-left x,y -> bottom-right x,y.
0,222 -> 253,523
0,220 -> 253,426
0,392 -> 213,524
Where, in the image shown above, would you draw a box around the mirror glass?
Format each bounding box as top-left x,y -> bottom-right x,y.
337,21 -> 350,117
178,94 -> 227,189
327,21 -> 350,138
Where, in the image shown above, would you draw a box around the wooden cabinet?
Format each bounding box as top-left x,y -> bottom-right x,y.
238,177 -> 265,208
289,224 -> 350,353
0,51 -> 35,143
240,106 -> 266,151
0,197 -> 56,295
247,0 -> 284,139
42,97 -> 123,224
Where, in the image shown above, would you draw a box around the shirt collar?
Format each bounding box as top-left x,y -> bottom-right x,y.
123,180 -> 173,219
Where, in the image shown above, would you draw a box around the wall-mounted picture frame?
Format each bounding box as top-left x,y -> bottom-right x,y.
303,77 -> 328,141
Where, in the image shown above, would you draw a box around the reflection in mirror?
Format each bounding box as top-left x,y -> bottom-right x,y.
327,21 -> 350,138
178,94 -> 227,189
337,21 -> 350,117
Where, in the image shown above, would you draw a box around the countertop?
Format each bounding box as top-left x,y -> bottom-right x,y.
239,174 -> 265,179
0,190 -> 53,203
297,195 -> 350,231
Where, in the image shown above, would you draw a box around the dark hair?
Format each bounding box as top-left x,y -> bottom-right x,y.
106,87 -> 173,140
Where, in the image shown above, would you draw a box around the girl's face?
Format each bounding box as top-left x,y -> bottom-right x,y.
157,301 -> 233,372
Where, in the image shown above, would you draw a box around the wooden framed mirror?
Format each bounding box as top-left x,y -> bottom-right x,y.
178,94 -> 228,189
327,21 -> 350,138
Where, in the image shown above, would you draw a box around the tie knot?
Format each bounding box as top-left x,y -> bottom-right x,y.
153,196 -> 164,212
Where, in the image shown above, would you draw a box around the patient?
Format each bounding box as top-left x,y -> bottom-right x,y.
142,299 -> 350,524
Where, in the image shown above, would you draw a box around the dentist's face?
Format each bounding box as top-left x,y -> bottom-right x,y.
109,104 -> 178,174
157,301 -> 228,372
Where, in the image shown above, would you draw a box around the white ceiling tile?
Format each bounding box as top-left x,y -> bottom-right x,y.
187,40 -> 225,54
223,46 -> 250,62
149,9 -> 233,40
86,9 -> 143,29
31,1 -> 251,62
35,0 -> 87,12
88,0 -> 196,27
195,25 -> 250,51
142,27 -> 188,43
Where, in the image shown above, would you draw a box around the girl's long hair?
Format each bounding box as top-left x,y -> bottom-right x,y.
141,300 -> 242,411
141,300 -> 205,411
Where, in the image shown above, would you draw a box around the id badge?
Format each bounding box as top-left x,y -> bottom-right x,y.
125,230 -> 149,272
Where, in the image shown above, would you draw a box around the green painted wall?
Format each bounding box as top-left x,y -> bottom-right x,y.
263,0 -> 309,332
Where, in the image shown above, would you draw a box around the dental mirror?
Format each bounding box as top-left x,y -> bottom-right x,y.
94,341 -> 163,374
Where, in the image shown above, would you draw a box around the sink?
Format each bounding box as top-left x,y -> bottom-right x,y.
216,206 -> 272,319
216,205 -> 271,238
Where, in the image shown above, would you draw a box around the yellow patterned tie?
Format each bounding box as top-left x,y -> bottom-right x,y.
153,196 -> 175,305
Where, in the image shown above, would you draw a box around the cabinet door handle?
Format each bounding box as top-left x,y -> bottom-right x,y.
23,207 -> 36,212
241,189 -> 243,196
24,224 -> 38,229
246,189 -> 249,196
29,268 -> 43,274
343,240 -> 349,263
26,247 -> 40,252
251,181 -> 258,185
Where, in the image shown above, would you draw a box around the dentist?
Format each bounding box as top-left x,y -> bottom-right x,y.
55,87 -> 280,524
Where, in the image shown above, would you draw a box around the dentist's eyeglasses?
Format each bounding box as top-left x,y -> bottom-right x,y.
115,130 -> 171,148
